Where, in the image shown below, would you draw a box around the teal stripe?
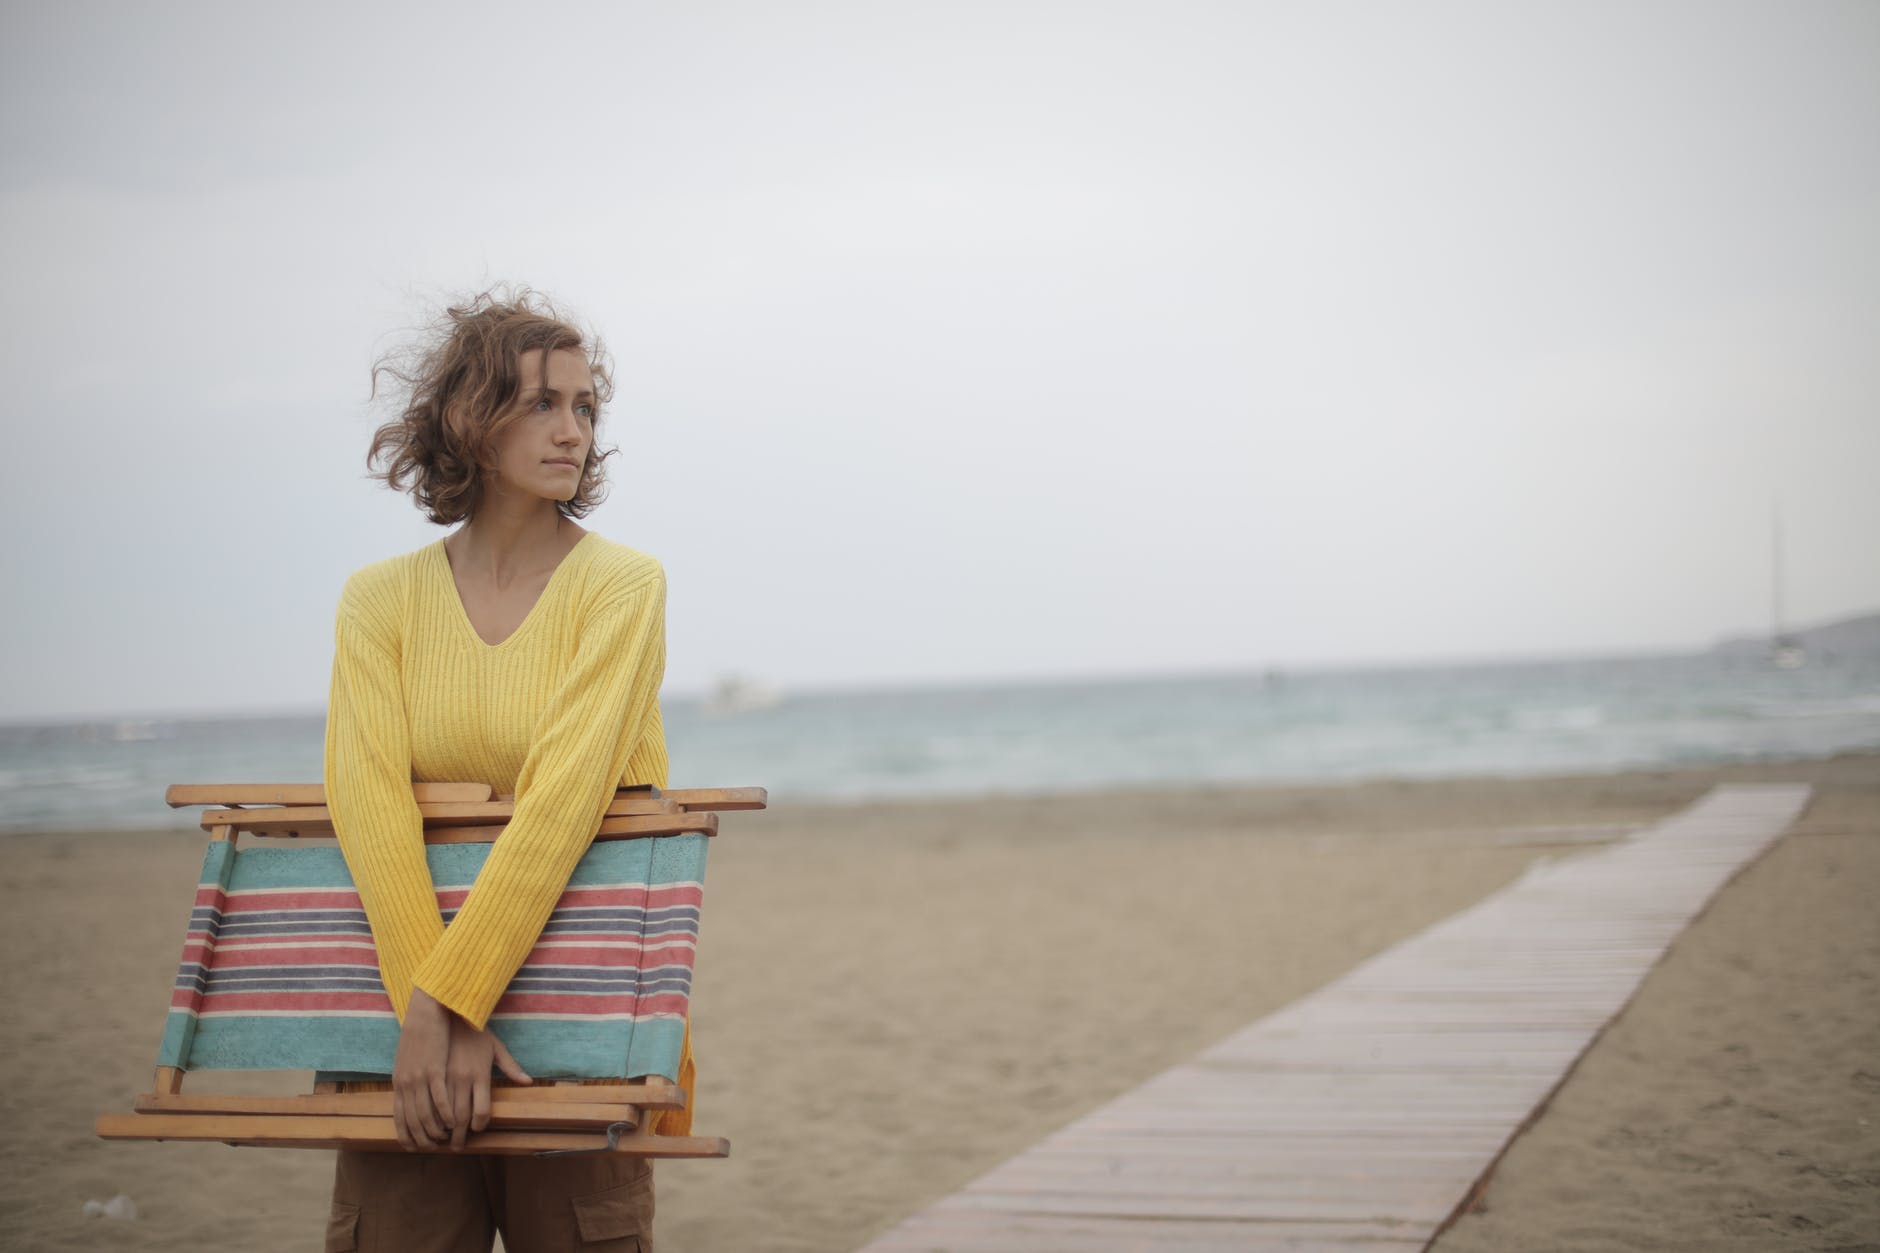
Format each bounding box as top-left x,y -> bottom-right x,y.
155,1010 -> 195,1069
189,1014 -> 683,1081
226,835 -> 709,891
621,1015 -> 687,1081
200,839 -> 235,885
228,846 -> 354,889
644,834 -> 709,888
187,1014 -> 401,1072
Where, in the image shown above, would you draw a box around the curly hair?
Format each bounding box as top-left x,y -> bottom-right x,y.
368,288 -> 615,524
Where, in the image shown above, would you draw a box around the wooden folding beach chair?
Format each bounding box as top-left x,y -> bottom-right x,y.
96,781 -> 763,1157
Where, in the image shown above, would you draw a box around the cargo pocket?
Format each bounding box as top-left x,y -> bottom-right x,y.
324,1201 -> 360,1253
571,1172 -> 650,1249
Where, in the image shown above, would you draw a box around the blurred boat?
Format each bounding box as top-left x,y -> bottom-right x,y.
703,673 -> 782,716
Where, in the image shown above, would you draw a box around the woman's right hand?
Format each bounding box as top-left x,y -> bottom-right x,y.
391,987 -> 455,1150
443,1015 -> 533,1151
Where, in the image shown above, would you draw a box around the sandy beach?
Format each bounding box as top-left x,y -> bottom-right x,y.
2,753 -> 1873,1252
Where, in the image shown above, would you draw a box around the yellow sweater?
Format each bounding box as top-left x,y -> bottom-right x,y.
323,531 -> 694,1132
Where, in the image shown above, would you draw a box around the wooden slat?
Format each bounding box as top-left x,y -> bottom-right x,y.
136,1081 -> 682,1112
167,782 -> 493,808
133,1092 -> 645,1131
169,782 -> 767,813
856,785 -> 1811,1252
514,1079 -> 686,1107
422,812 -> 717,845
204,795 -> 681,836
664,786 -> 768,811
96,1114 -> 728,1157
592,812 -> 716,839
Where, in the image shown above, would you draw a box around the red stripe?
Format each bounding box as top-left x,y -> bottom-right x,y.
207,931 -> 374,947
205,946 -> 381,970
222,889 -> 362,911
178,988 -> 691,1019
205,885 -> 700,915
199,991 -> 394,1013
493,992 -> 691,1017
520,943 -> 697,967
552,885 -> 703,907
214,888 -> 698,912
431,885 -> 702,910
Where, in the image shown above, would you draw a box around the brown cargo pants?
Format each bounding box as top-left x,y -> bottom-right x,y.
327,1149 -> 654,1252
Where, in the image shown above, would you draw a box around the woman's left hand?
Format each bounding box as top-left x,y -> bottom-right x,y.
444,1015 -> 534,1151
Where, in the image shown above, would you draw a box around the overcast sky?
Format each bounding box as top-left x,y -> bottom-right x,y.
2,1 -> 1876,721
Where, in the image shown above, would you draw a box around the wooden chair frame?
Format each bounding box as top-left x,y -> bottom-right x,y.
97,782 -> 763,1157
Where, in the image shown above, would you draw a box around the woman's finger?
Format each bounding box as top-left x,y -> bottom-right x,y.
424,1076 -> 453,1143
492,1038 -> 533,1086
417,1076 -> 450,1145
402,1081 -> 438,1149
449,1074 -> 472,1151
393,1089 -> 415,1152
471,1070 -> 493,1134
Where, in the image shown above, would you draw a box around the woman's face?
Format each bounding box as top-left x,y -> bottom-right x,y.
489,347 -> 595,504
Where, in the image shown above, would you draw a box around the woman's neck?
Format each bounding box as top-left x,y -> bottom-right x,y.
447,496 -> 585,587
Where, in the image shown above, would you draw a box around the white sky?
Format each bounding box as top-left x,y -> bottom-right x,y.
2,1 -> 1876,721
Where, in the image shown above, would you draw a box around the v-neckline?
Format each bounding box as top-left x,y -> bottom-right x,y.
435,531 -> 594,651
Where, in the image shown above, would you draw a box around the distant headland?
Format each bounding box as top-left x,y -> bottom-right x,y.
1710,610 -> 1880,658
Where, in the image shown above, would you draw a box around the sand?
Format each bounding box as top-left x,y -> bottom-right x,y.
0,754 -> 1873,1252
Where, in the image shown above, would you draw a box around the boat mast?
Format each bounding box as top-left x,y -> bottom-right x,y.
1770,499 -> 1783,643
1769,497 -> 1805,667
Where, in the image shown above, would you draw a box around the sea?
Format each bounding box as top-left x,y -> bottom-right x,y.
3,650 -> 1877,835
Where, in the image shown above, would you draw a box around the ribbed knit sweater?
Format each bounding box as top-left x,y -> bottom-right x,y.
323,531 -> 693,1130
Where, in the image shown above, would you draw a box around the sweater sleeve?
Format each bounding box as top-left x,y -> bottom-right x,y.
411,568 -> 668,1029
323,582 -> 445,1023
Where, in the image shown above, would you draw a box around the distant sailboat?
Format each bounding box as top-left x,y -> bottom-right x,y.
1769,502 -> 1806,669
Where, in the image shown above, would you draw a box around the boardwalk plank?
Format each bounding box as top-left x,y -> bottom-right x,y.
865,1210 -> 1428,1252
854,785 -> 1809,1252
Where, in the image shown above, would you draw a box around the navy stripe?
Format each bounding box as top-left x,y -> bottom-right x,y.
507,978 -> 648,994
508,963 -> 696,978
215,921 -> 375,936
505,978 -> 694,995
540,919 -> 699,936
206,965 -> 380,980
202,979 -> 388,994
434,907 -> 700,926
193,908 -> 370,926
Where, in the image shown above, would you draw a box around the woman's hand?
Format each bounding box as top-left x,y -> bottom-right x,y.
393,989 -> 534,1151
391,988 -> 454,1150
443,1014 -> 533,1151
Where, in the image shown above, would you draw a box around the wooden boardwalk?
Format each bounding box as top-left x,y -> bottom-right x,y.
857,784 -> 1812,1252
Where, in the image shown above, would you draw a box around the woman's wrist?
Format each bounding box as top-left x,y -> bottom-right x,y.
407,986 -> 449,1023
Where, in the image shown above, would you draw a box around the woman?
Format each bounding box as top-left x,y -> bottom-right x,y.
323,290 -> 685,1251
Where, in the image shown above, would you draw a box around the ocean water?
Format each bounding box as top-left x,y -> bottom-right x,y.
2,650 -> 1877,835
